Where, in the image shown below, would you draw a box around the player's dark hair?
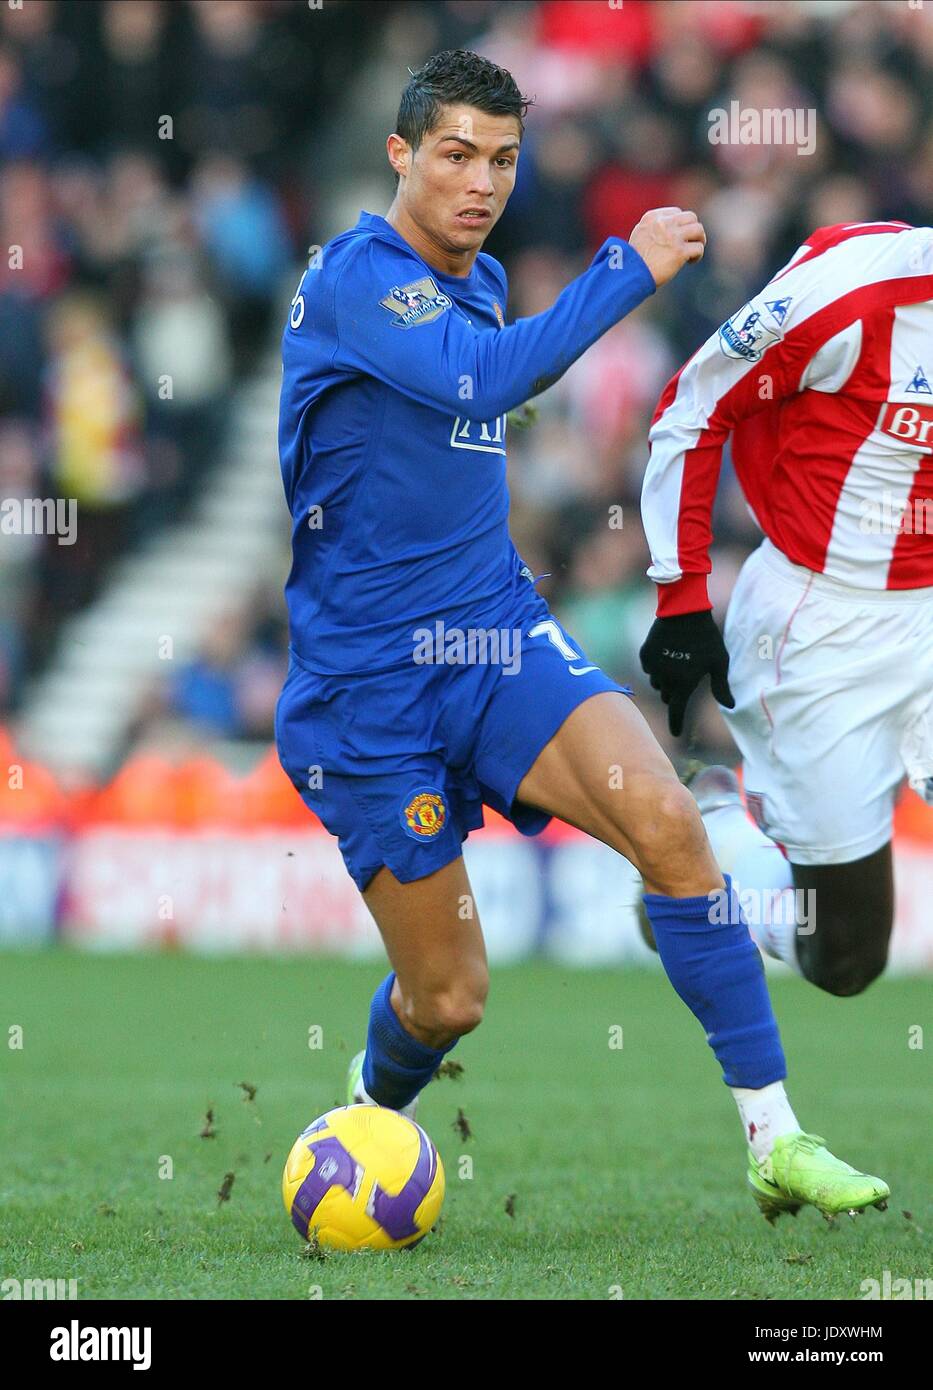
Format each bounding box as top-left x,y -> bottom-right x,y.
395,49 -> 531,162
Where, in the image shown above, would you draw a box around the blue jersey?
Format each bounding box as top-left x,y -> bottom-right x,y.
278,210 -> 655,675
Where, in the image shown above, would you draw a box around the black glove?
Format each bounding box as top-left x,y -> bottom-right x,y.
639,610 -> 735,738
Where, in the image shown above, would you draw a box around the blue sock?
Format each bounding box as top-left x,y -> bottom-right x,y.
643,874 -> 786,1089
362,973 -> 457,1110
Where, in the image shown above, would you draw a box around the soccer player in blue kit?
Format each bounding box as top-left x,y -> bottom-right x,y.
276,50 -> 888,1220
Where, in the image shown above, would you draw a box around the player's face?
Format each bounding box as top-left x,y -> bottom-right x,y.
404,105 -> 521,253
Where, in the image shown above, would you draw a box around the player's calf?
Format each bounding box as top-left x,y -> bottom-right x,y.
797,934 -> 891,997
792,849 -> 894,997
679,767 -> 895,996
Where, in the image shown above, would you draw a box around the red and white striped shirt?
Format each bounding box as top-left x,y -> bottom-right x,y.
642,222 -> 933,615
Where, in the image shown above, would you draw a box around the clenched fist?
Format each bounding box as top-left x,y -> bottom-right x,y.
629,207 -> 707,287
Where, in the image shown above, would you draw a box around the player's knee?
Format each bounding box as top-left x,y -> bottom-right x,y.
412,991 -> 486,1044
631,777 -> 707,877
402,973 -> 489,1046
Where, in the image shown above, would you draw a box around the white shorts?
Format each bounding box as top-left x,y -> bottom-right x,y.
722,539 -> 933,865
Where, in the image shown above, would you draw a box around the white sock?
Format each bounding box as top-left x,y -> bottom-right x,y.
731,1081 -> 801,1159
703,802 -> 803,973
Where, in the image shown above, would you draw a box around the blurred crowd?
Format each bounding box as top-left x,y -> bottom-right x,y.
1,0 -> 932,768
0,0 -> 372,721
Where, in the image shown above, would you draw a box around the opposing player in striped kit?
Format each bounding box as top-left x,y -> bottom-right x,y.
640,220 -> 933,996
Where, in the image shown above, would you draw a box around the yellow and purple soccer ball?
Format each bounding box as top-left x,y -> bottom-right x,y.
282,1104 -> 445,1250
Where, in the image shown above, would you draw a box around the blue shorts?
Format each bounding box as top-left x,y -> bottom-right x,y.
275,590 -> 629,891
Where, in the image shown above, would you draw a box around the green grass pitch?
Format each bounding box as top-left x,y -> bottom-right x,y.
1,950 -> 929,1300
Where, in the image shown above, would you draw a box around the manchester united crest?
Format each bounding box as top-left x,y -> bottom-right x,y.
401,788 -> 448,841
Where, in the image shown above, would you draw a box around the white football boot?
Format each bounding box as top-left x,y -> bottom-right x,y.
346,1050 -> 419,1120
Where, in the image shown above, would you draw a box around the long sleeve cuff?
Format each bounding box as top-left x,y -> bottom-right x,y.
655,572 -> 712,617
